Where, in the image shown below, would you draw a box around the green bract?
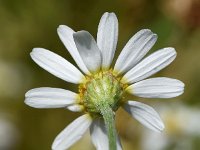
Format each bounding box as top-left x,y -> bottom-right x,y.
79,71 -> 125,115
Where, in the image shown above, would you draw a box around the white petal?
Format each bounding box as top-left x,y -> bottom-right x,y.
114,29 -> 157,74
25,87 -> 78,108
67,104 -> 84,112
57,25 -> 90,75
73,31 -> 102,73
127,77 -> 185,98
52,114 -> 92,150
90,119 -> 122,150
97,12 -> 118,69
123,101 -> 164,132
30,48 -> 84,84
122,47 -> 176,84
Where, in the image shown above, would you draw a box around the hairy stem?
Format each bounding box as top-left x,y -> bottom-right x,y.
100,104 -> 117,150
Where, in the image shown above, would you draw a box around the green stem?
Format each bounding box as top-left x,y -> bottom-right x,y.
100,104 -> 117,150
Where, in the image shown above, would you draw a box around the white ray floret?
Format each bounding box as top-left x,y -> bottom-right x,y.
73,31 -> 102,73
124,101 -> 165,132
30,48 -> 84,84
127,77 -> 185,98
90,119 -> 122,150
57,25 -> 90,75
114,29 -> 157,74
25,87 -> 78,108
97,12 -> 118,70
122,47 -> 177,84
67,104 -> 84,112
52,114 -> 92,150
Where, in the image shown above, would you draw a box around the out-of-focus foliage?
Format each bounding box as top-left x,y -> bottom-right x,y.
0,0 -> 200,149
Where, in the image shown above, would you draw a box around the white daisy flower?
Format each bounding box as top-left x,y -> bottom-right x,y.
25,12 -> 185,150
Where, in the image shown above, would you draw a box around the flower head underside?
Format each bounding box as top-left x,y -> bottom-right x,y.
25,12 -> 184,150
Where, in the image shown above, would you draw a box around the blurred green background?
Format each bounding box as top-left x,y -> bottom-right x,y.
0,0 -> 200,149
